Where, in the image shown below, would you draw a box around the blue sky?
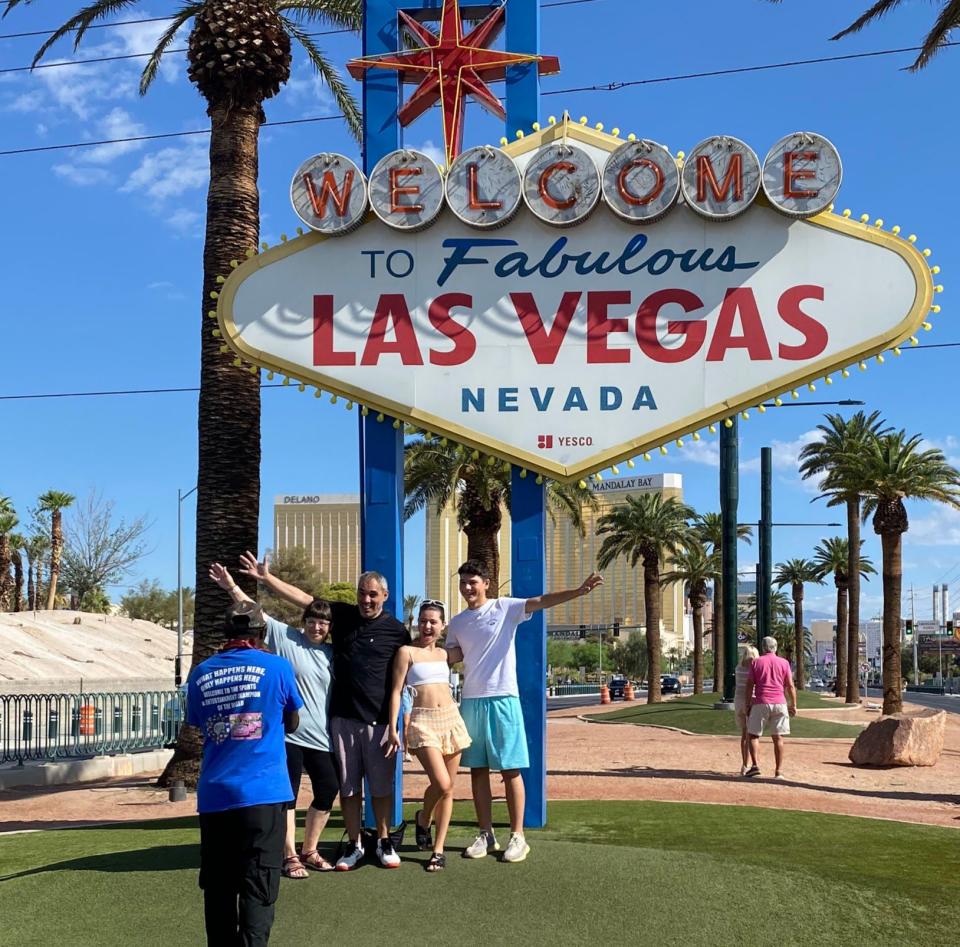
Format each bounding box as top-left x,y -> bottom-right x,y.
1,0 -> 958,622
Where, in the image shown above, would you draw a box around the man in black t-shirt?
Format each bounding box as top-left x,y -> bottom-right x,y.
238,552 -> 410,871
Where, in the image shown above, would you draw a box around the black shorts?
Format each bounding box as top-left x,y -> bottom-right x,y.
285,743 -> 339,811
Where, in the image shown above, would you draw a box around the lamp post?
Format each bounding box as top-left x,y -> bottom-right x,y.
176,485 -> 198,686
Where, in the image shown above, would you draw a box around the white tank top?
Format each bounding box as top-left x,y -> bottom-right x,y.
406,659 -> 450,687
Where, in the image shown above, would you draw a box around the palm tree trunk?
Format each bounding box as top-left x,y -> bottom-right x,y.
712,578 -> 723,693
834,579 -> 847,699
880,531 -> 904,715
11,550 -> 23,612
466,524 -> 501,594
644,557 -> 662,703
26,558 -> 35,612
793,582 -> 805,690
845,498 -> 861,703
692,604 -> 704,694
160,103 -> 263,790
46,510 -> 62,610
0,535 -> 10,609
836,585 -> 848,699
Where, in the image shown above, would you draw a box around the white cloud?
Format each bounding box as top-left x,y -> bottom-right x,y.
52,163 -> 111,186
922,434 -> 960,468
742,428 -> 823,475
906,505 -> 960,546
410,139 -> 446,167
82,108 -> 146,164
284,69 -> 337,112
122,141 -> 208,201
9,90 -> 45,113
677,437 -> 720,468
166,207 -> 202,234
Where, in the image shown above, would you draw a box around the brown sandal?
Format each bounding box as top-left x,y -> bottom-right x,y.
282,855 -> 309,879
300,850 -> 335,872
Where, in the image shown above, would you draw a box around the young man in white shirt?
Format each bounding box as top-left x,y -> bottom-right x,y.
445,559 -> 602,863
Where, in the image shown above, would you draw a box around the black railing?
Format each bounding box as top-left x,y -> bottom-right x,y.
0,690 -> 186,765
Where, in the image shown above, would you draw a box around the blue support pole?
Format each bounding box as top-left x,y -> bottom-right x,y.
361,0 -> 404,829
505,0 -> 545,829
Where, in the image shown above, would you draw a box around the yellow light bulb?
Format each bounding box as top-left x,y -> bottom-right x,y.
296,227 -> 303,236
859,213 -> 869,223
536,475 -> 544,485
676,439 -> 684,448
297,383 -> 305,392
499,137 -> 508,146
282,376 -> 290,386
874,219 -> 883,228
842,209 -> 851,218
893,347 -> 901,356
708,424 -> 717,434
612,127 -> 620,137
923,321 -> 933,331
248,365 -> 257,375
209,291 -> 218,299
230,260 -> 239,268
361,406 -> 369,416
934,284 -> 944,293
207,310 -> 216,319
824,376 -> 833,384
520,468 -> 527,478
245,248 -> 255,258
876,354 -> 884,364
232,357 -> 241,367
676,150 -> 685,159
724,418 -> 733,427
908,234 -> 917,243
579,115 -> 588,125
891,225 -> 901,235
261,241 -> 269,251
931,265 -> 940,275
376,413 -> 384,422
215,275 -> 225,284
923,248 -> 932,257
858,361 -> 867,371
627,459 -> 635,468
910,336 -> 919,346
595,122 -> 604,131
212,328 -> 221,338
548,115 -> 557,125
219,344 -> 228,354
579,480 -> 587,489
393,419 -> 401,429
741,411 -> 749,420
932,304 -> 941,313
594,473 -> 603,482
841,369 -> 850,378
611,465 -> 620,475
774,397 -> 783,407
627,133 -> 636,141
791,390 -> 800,399
643,453 -> 652,462
515,129 -> 524,139
471,450 -> 479,460
314,389 -> 322,398
692,431 -> 701,440
660,445 -> 668,455
532,122 -> 541,131
280,234 -> 288,242
758,404 -> 766,413
807,382 -> 816,392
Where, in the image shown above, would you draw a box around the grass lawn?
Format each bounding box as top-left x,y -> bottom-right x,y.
1,800 -> 956,946
586,691 -> 864,738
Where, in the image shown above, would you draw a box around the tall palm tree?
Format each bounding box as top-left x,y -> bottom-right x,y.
403,593 -> 422,630
0,507 -> 16,611
811,536 -> 876,702
37,491 -> 75,610
770,0 -> 960,72
773,558 -> 822,690
693,512 -> 753,693
800,412 -> 889,700
404,435 -> 597,591
24,533 -> 50,612
597,494 -> 694,703
662,540 -> 717,694
855,431 -> 960,714
9,534 -> 25,612
11,0 -> 362,782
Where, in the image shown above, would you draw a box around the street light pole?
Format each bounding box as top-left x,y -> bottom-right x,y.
720,417 -> 739,704
177,485 -> 198,686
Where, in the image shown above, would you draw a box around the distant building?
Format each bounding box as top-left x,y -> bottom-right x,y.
272,494 -> 361,585
424,473 -> 688,655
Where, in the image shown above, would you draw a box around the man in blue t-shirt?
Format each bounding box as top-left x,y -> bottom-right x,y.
187,601 -> 303,946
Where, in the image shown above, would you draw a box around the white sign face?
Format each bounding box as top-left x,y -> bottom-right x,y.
681,137 -> 761,220
219,196 -> 931,481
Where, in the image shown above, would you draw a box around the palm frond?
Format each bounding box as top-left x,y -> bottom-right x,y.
276,0 -> 362,29
29,0 -> 140,66
139,3 -> 203,96
829,0 -> 907,41
281,13 -> 362,140
910,0 -> 960,70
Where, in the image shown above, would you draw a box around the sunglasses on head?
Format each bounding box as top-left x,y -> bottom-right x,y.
419,599 -> 446,616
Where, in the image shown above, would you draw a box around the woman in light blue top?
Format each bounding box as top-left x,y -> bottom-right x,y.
735,646 -> 760,776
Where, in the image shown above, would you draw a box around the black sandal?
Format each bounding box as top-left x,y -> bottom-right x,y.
414,810 -> 433,851
425,852 -> 446,872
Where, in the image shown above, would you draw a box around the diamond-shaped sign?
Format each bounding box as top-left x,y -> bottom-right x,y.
217,125 -> 934,482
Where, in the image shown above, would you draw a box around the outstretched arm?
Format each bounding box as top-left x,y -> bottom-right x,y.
237,550 -> 313,608
209,562 -> 253,604
386,647 -> 412,757
524,572 -> 603,614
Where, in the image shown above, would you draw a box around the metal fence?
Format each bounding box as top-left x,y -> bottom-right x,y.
0,690 -> 186,766
549,684 -> 601,697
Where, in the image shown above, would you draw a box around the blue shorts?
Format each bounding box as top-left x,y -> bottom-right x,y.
459,696 -> 529,771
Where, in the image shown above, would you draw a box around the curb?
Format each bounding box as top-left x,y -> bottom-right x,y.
576,714 -> 864,740
0,749 -> 173,790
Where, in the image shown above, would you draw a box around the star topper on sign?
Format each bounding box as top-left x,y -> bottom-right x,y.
347,0 -> 560,166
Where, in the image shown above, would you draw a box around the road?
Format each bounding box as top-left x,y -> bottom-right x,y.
862,686 -> 960,715
547,684 -> 697,713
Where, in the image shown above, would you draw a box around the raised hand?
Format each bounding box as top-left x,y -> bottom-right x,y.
209,562 -> 234,589
578,572 -> 603,596
238,550 -> 270,581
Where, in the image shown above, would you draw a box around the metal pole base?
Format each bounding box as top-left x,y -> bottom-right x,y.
713,700 -> 736,711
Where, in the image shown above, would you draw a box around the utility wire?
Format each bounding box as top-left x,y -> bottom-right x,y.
0,0 -> 599,43
1,342 -> 954,401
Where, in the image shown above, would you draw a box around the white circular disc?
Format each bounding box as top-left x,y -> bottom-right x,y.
522,142 -> 601,227
681,136 -> 761,220
445,145 -> 522,229
602,139 -> 680,224
762,132 -> 842,218
368,150 -> 445,231
290,153 -> 368,235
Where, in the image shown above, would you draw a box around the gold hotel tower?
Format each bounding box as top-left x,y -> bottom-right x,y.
424,473 -> 688,651
272,494 -> 361,585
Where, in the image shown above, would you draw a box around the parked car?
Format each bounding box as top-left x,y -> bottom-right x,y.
607,676 -> 627,700
809,677 -> 825,689
660,675 -> 682,695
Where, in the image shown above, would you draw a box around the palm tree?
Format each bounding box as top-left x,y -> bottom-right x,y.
662,540 -> 718,694
24,533 -> 50,611
12,0 -> 363,782
9,534 -> 25,612
741,589 -> 791,648
811,536 -> 876,702
694,512 -> 753,693
403,593 -> 422,630
597,494 -> 694,703
0,506 -> 17,611
37,491 -> 75,610
773,558 -> 822,689
769,1 -> 960,72
800,412 -> 889,701
855,431 -> 960,714
404,435 -> 597,591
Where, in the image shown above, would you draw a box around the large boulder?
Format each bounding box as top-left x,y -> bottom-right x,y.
849,708 -> 947,767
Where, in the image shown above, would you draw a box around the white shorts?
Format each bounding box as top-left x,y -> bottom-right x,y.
747,703 -> 790,737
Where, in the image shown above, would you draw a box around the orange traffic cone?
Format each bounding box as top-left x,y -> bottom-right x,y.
624,682 -> 635,701
600,685 -> 611,704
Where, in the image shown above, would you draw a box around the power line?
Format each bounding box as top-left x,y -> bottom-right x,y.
2,341 -> 955,401
0,0 -> 599,44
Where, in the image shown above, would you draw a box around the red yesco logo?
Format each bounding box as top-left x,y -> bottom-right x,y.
537,435 -> 553,449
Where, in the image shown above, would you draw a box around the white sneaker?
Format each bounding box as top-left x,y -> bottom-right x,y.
462,829 -> 499,859
376,837 -> 401,868
335,841 -> 364,871
503,832 -> 530,863
740,765 -> 748,776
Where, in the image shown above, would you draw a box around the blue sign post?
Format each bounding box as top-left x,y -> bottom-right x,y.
358,0 -> 548,829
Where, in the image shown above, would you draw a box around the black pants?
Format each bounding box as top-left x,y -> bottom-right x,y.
285,743 -> 340,811
199,803 -> 285,947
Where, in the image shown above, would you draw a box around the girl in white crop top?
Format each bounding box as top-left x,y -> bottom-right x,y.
387,601 -> 472,871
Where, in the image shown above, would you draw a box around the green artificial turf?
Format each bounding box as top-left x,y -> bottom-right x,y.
587,691 -> 865,738
2,800 -> 956,946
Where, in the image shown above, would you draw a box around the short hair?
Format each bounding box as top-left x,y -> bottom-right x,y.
302,598 -> 332,623
457,559 -> 490,581
357,571 -> 388,595
738,645 -> 759,667
225,601 -> 266,638
762,636 -> 778,654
